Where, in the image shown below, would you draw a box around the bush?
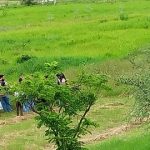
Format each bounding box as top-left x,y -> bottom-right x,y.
119,12 -> 128,21
118,47 -> 150,121
17,55 -> 33,63
119,72 -> 150,120
21,0 -> 34,5
12,62 -> 109,150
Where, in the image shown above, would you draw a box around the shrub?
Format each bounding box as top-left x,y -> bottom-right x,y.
119,12 -> 128,21
119,72 -> 150,120
13,62 -> 109,150
21,0 -> 34,5
17,55 -> 33,63
118,47 -> 150,121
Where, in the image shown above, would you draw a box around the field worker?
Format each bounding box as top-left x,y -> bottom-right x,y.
15,91 -> 23,116
55,73 -> 67,106
19,75 -> 34,112
56,72 -> 67,85
0,75 -> 4,111
0,74 -> 12,112
15,74 -> 30,113
14,75 -> 24,116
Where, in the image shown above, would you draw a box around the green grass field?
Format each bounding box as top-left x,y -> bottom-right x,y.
0,0 -> 150,78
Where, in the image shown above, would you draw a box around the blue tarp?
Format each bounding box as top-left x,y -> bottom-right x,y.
23,101 -> 34,112
1,96 -> 12,112
0,101 -> 3,110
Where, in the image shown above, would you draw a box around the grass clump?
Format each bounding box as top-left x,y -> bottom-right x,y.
16,54 -> 34,63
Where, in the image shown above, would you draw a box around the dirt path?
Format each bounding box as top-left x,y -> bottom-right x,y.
0,113 -> 35,126
81,123 -> 140,144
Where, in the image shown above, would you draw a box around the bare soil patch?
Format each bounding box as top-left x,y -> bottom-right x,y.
0,113 -> 35,126
99,102 -> 124,109
81,123 -> 140,144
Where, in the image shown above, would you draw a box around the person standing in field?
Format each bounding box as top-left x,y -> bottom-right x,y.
14,75 -> 24,116
0,75 -> 3,111
56,72 -> 67,85
19,74 -> 34,113
0,74 -> 12,112
55,73 -> 67,106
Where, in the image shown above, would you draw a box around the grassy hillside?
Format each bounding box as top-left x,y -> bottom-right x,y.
0,0 -> 150,78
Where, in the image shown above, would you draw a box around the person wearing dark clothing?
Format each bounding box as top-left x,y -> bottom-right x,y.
0,74 -> 4,79
1,79 -> 5,86
19,77 -> 23,83
15,75 -> 24,116
17,74 -> 33,113
55,73 -> 67,107
14,91 -> 23,116
0,75 -> 12,112
16,101 -> 23,116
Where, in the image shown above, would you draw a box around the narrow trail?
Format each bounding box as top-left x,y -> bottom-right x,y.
81,123 -> 140,144
0,113 -> 35,126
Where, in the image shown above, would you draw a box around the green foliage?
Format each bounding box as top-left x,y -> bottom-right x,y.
119,48 -> 150,120
127,47 -> 150,69
17,55 -> 33,63
0,85 -> 9,95
0,58 -> 9,65
44,61 -> 59,74
119,72 -> 150,119
119,11 -> 128,21
21,0 -> 34,5
13,62 -> 109,150
0,7 -> 8,17
5,57 -> 98,78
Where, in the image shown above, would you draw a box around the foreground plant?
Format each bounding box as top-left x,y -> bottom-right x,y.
14,62 -> 109,150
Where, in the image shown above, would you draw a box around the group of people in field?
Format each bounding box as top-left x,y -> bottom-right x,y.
0,73 -> 67,116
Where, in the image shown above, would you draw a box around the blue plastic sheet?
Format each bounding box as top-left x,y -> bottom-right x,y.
0,101 -> 3,110
1,96 -> 12,112
23,101 -> 34,112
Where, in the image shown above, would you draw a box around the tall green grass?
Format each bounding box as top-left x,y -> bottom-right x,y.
0,0 -> 150,77
3,56 -> 100,80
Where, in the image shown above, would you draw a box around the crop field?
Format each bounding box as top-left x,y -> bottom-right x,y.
0,0 -> 150,77
0,0 -> 150,150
